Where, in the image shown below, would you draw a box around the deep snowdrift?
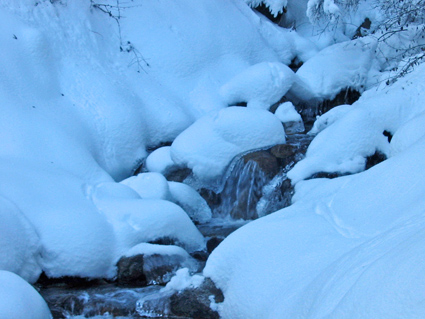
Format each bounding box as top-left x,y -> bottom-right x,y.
204,54 -> 425,319
1,0 -> 424,318
0,0 -> 298,282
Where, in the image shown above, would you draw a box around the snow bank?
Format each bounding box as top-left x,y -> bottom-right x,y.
0,0 -> 304,282
220,62 -> 295,110
288,62 -> 425,183
205,132 -> 425,318
0,197 -> 41,283
0,270 -> 52,319
171,107 -> 286,183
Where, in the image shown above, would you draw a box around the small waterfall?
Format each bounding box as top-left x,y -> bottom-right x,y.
215,158 -> 269,220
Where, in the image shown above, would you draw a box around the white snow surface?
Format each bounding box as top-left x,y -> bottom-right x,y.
290,38 -> 376,102
145,147 -> 176,175
220,62 -> 295,110
168,182 -> 212,224
0,0 -> 298,282
162,268 -> 205,293
275,101 -> 302,122
205,131 -> 425,319
0,270 -> 52,319
171,107 -> 286,184
288,62 -> 425,183
121,173 -> 171,201
204,50 -> 425,319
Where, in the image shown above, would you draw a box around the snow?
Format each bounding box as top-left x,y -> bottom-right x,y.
170,107 -> 286,184
219,62 -> 295,110
0,0 -> 297,283
1,0 -> 425,317
275,101 -> 301,122
145,147 -> 176,175
0,270 -> 52,319
288,62 -> 425,183
0,197 -> 41,283
168,182 -> 212,224
205,132 -> 425,319
162,268 -> 205,293
290,38 -> 377,102
90,184 -> 205,255
121,173 -> 171,201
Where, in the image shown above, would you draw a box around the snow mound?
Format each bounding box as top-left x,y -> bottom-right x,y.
220,62 -> 295,110
162,268 -> 205,293
121,173 -> 171,200
0,197 -> 41,283
168,181 -> 212,224
390,112 -> 425,157
288,62 -> 425,183
145,147 -> 177,175
204,134 -> 425,319
290,38 -> 376,102
275,101 -> 305,134
91,183 -> 204,255
171,107 -> 285,184
0,270 -> 52,319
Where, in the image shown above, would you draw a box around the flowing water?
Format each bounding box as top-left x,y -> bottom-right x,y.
38,133 -> 313,319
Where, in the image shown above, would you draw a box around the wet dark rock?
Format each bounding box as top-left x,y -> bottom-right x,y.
207,237 -> 224,254
242,150 -> 279,179
191,250 -> 209,262
308,171 -> 347,180
116,255 -> 147,287
165,167 -> 192,182
35,272 -> 107,289
41,284 -> 161,319
269,144 -> 297,167
365,151 -> 387,170
253,3 -> 284,23
288,58 -> 303,72
353,17 -> 372,39
169,278 -> 224,319
117,251 -> 200,287
199,188 -> 221,210
318,88 -> 361,116
149,236 -> 177,246
383,130 -> 393,142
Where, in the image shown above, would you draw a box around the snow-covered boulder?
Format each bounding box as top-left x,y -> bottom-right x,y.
91,182 -> 205,255
289,38 -> 376,102
121,173 -> 171,200
219,62 -> 295,110
0,270 -> 52,319
274,101 -> 305,134
168,182 -> 212,224
145,147 -> 176,175
117,243 -> 199,287
0,197 -> 41,283
171,107 -> 285,184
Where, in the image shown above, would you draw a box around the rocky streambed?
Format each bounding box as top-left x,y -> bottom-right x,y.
35,130 -> 314,319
